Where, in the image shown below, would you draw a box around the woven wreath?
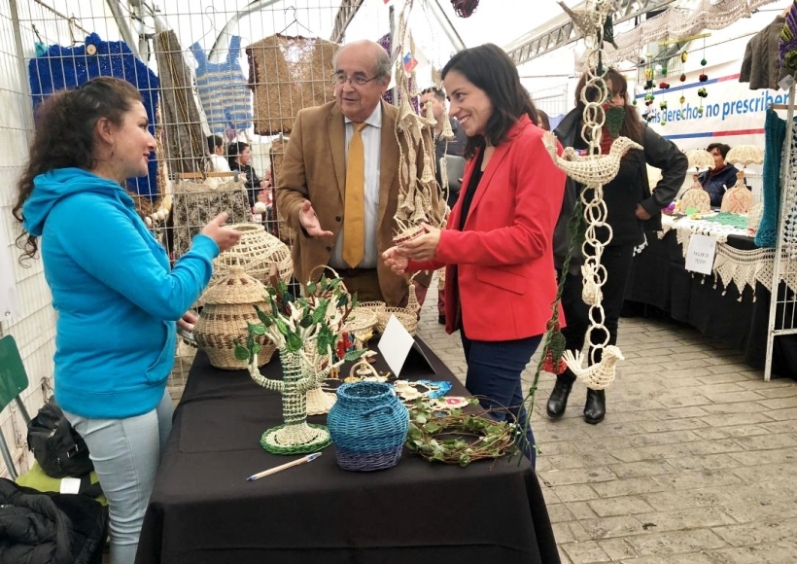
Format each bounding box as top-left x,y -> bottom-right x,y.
405,399 -> 515,467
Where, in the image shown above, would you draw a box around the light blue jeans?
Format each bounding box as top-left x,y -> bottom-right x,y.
64,390 -> 173,564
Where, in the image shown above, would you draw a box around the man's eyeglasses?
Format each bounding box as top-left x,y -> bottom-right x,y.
333,72 -> 381,87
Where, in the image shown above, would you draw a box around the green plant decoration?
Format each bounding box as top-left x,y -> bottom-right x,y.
237,275 -> 371,455
405,398 -> 516,467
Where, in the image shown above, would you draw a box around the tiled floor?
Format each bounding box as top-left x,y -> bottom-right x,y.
416,279 -> 797,564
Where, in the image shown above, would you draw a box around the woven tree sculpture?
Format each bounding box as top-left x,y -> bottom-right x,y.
236,276 -> 370,455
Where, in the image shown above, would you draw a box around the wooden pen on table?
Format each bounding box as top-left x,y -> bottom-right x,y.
246,452 -> 322,481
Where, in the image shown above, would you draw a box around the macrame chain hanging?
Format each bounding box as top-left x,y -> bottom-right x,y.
538,0 -> 634,392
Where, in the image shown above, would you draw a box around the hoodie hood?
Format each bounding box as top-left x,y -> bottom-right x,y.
23,167 -> 134,236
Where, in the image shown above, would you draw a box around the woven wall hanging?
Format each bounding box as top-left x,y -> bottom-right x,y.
154,30 -> 208,175
171,178 -> 249,259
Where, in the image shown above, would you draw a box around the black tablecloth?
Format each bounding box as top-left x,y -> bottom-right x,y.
135,339 -> 560,564
624,230 -> 797,378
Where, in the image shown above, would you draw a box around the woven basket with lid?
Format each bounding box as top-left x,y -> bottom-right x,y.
194,266 -> 277,370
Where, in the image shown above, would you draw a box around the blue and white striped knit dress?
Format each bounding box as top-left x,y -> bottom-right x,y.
191,36 -> 252,134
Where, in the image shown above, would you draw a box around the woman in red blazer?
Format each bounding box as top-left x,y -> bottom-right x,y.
383,44 -> 565,466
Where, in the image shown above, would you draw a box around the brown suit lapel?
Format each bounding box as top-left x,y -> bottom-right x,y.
379,101 -> 399,224
328,104 -> 346,201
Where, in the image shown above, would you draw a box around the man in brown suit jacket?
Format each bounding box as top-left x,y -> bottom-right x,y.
276,40 -> 439,306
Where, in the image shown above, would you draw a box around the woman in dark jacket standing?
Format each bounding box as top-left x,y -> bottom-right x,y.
546,68 -> 687,425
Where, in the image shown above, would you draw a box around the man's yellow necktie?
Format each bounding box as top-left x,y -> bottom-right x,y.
343,122 -> 367,268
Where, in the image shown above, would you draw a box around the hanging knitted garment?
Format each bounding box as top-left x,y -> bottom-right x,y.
246,34 -> 337,136
28,33 -> 160,201
756,109 -> 786,248
190,36 -> 252,135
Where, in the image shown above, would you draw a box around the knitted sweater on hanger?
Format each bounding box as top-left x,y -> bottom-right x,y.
190,36 -> 252,134
28,33 -> 160,201
756,108 -> 786,248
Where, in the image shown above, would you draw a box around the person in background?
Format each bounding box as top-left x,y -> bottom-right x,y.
698,142 -> 741,207
276,40 -> 443,305
383,44 -> 565,467
546,68 -> 687,426
207,134 -> 231,173
536,108 -> 551,131
228,141 -> 269,209
419,86 -> 468,209
11,76 -> 241,564
420,86 -> 469,325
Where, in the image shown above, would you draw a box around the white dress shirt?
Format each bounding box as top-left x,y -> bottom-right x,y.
330,104 -> 382,270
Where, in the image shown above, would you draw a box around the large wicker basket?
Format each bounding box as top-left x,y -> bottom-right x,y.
199,223 -> 292,305
194,266 -> 277,370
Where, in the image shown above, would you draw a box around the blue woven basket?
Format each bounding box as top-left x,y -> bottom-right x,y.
328,382 -> 409,472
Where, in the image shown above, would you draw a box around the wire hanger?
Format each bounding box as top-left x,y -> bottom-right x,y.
278,6 -> 315,36
195,5 -> 221,46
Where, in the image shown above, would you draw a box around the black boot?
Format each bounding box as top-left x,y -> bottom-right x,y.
584,389 -> 606,425
546,372 -> 575,419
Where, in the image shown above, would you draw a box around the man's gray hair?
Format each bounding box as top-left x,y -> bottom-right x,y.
333,40 -> 392,81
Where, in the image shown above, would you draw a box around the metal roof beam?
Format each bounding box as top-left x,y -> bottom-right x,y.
330,0 -> 365,44
506,0 -> 678,65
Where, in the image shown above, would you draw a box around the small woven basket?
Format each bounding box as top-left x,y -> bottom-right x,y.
375,283 -> 420,335
327,382 -> 409,472
355,301 -> 386,316
194,266 -> 277,370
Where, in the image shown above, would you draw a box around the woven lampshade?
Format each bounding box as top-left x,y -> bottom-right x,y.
726,145 -> 764,168
685,149 -> 714,172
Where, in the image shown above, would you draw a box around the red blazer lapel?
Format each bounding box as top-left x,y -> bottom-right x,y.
461,116 -> 532,231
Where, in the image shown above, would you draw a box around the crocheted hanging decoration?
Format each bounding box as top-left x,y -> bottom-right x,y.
451,0 -> 479,17
390,8 -> 446,242
600,105 -> 625,154
191,36 -> 252,134
28,33 -> 160,201
377,33 -> 420,113
756,109 -> 787,247
542,326 -> 568,375
780,0 -> 797,70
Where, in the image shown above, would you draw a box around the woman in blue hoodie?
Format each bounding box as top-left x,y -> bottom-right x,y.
12,77 -> 241,564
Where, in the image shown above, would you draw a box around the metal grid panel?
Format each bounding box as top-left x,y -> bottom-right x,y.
1,1 -> 424,443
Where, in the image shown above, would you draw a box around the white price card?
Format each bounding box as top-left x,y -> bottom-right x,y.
0,213 -> 20,321
60,477 -> 82,495
377,315 -> 415,378
685,233 -> 717,275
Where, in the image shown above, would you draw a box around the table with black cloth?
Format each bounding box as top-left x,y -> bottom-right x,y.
624,229 -> 797,377
135,338 -> 560,564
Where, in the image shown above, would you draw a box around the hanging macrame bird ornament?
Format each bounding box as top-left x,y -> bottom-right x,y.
562,346 -> 625,390
542,131 -> 642,187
